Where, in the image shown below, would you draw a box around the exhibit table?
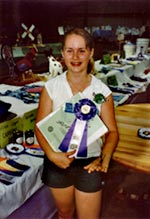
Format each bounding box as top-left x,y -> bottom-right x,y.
0,145 -> 44,219
113,103 -> 150,173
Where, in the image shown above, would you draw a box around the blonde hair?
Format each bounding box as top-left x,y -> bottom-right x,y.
88,57 -> 96,75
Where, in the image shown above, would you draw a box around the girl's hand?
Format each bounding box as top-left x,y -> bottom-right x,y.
49,150 -> 76,169
84,157 -> 101,173
84,154 -> 111,173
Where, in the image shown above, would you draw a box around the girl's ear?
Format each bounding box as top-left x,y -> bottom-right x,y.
90,48 -> 94,58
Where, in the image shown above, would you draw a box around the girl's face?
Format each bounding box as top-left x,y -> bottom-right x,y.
62,34 -> 94,74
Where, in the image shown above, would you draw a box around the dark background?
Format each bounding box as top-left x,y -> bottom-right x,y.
0,0 -> 150,45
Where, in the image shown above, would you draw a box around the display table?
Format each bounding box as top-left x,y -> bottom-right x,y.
113,104 -> 150,173
95,57 -> 150,106
0,145 -> 44,219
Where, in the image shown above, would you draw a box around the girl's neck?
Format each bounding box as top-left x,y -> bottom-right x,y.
66,71 -> 90,83
66,72 -> 92,94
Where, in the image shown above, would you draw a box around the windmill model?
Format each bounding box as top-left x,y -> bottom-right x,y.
21,23 -> 35,43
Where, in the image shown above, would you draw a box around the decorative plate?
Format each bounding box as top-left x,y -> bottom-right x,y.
25,148 -> 44,157
138,128 -> 150,139
5,143 -> 25,155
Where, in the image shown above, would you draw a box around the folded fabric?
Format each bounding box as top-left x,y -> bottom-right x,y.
0,178 -> 13,185
0,158 -> 30,176
6,159 -> 30,171
0,171 -> 14,185
0,85 -> 42,104
109,85 -> 134,94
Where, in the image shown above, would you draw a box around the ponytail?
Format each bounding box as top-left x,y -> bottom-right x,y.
87,57 -> 95,75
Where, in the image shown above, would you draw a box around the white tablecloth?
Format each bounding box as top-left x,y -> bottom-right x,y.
0,148 -> 44,219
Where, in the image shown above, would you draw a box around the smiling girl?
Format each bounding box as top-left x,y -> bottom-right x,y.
35,28 -> 118,219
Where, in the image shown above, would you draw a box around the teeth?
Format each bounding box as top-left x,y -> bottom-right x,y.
72,62 -> 81,65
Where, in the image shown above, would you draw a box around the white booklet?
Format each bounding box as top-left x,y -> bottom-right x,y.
37,93 -> 108,157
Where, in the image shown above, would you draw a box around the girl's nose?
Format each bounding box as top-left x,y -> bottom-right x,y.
72,51 -> 79,59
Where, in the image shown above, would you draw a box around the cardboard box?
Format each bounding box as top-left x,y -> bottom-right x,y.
21,108 -> 37,133
0,116 -> 22,149
0,108 -> 37,149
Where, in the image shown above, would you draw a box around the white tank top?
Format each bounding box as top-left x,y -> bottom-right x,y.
45,72 -> 112,158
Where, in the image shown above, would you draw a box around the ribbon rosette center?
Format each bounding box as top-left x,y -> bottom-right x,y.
59,98 -> 97,157
81,104 -> 91,114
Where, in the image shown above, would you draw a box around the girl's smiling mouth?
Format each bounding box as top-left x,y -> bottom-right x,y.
71,62 -> 82,66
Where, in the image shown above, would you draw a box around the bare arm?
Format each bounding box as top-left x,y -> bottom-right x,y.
35,86 -> 75,169
100,94 -> 119,156
99,94 -> 119,170
84,94 -> 119,173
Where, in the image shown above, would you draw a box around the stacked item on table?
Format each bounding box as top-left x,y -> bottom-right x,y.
94,58 -> 150,106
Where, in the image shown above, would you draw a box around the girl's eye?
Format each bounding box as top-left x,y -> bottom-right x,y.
80,50 -> 86,53
66,49 -> 72,53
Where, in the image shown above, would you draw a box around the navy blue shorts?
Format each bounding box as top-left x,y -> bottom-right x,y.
42,155 -> 106,193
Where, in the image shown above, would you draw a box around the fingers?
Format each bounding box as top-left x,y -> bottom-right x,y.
84,160 -> 109,173
66,150 -> 76,159
101,165 -> 108,173
84,162 -> 102,173
88,165 -> 101,173
86,164 -> 108,173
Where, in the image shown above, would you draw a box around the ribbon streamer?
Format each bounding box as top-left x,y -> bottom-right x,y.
59,98 -> 97,157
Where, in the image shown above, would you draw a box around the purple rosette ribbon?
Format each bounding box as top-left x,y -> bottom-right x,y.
58,98 -> 97,157
74,98 -> 97,121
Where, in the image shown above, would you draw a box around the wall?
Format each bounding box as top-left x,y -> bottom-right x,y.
0,0 -> 150,45
0,0 -> 150,80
